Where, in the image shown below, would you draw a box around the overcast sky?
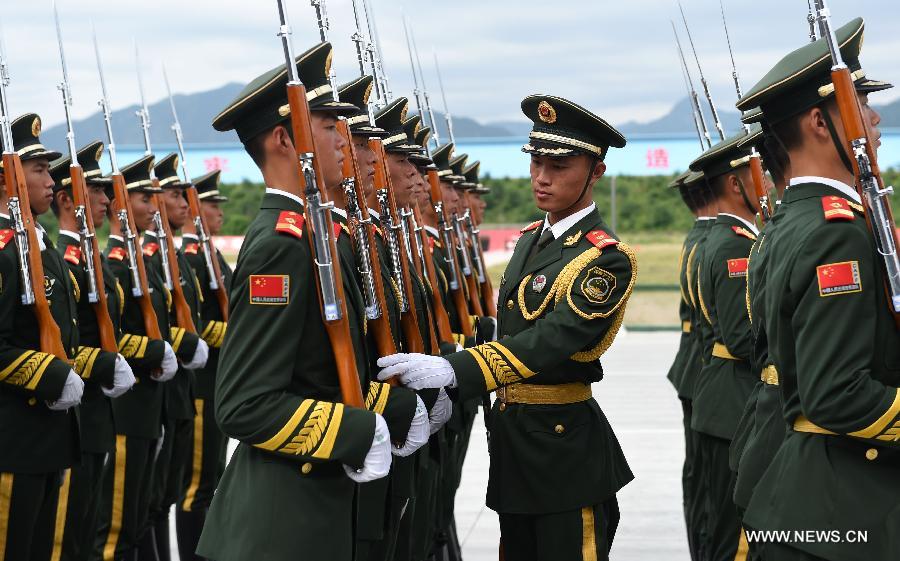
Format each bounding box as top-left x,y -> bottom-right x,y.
5,0 -> 899,131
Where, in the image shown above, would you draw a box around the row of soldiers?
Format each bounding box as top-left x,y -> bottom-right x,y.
668,15 -> 899,561
0,40 -> 498,561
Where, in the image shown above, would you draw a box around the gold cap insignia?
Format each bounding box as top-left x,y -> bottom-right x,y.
538,101 -> 557,124
414,121 -> 422,135
95,145 -> 104,162
278,104 -> 291,117
31,116 -> 42,137
173,155 -> 180,171
399,102 -> 408,123
363,81 -> 373,105
324,50 -> 333,81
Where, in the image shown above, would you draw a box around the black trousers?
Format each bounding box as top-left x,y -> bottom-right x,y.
498,497 -> 620,561
754,542 -> 827,561
59,452 -> 106,561
681,398 -> 705,561
0,471 -> 63,561
697,433 -> 743,561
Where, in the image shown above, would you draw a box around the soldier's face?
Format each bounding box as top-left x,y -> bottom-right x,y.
129,192 -> 157,231
88,183 -> 110,226
829,92 -> 882,151
310,112 -> 346,190
352,135 -> 377,197
472,194 -> 486,224
163,189 -> 189,230
386,152 -> 417,207
202,201 -> 224,236
22,158 -> 55,215
440,180 -> 459,214
529,154 -> 605,214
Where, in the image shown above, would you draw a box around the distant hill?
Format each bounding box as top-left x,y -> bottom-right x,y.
617,97 -> 743,137
874,97 -> 900,129
409,110 -> 513,140
42,82 -> 244,149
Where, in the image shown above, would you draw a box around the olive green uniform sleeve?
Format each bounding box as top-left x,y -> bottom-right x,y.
711,237 -> 755,360
215,233 -> 375,468
448,244 -> 635,401
366,381 -> 416,444
792,223 -> 900,447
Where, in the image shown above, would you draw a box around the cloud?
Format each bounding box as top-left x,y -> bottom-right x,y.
5,0 -> 899,134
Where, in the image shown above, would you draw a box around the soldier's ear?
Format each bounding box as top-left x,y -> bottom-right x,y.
590,159 -> 606,184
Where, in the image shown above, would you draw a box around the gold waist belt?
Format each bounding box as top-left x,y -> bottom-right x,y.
497,383 -> 592,405
792,415 -> 837,435
682,321 -> 692,333
761,365 -> 779,386
712,342 -> 739,360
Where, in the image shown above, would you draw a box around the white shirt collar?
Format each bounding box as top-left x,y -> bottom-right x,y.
0,213 -> 8,220
541,202 -> 596,240
182,233 -> 199,241
109,234 -> 124,242
424,225 -> 439,238
368,208 -> 381,220
719,213 -> 760,235
144,230 -> 158,238
331,207 -> 347,219
265,187 -> 304,207
698,216 -> 716,221
59,230 -> 80,242
790,176 -> 861,204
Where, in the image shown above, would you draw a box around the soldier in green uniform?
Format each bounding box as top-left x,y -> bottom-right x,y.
0,113 -> 82,561
734,18 -> 899,561
175,168 -> 232,561
48,140 -> 138,560
144,153 -> 208,561
196,42 -> 414,561
689,126 -> 763,561
379,95 -> 637,561
95,154 -> 179,561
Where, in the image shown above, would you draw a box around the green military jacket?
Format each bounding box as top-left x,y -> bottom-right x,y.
446,208 -> 635,514
683,219 -> 715,399
199,190 -> 393,561
667,219 -> 707,398
143,232 -> 202,421
731,208 -> 787,509
105,235 -> 169,439
691,214 -> 758,440
0,226 -> 80,472
744,181 -> 900,561
57,231 -> 119,454
183,238 -> 232,400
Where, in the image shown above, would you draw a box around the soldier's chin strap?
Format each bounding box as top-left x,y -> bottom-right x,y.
821,108 -> 855,174
556,155 -> 600,219
735,176 -> 758,217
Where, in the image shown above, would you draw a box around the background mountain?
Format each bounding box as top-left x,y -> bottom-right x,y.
42,85 -> 900,148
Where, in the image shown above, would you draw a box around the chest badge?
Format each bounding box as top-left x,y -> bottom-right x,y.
532,274 -> 547,293
44,276 -> 56,297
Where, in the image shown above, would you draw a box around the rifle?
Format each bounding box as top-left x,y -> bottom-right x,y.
163,66 -> 229,322
53,4 -> 116,352
361,0 -> 391,104
718,0 -> 771,222
370,138 -> 426,354
428,171 -> 473,337
677,1 -> 726,142
813,0 -> 900,317
92,28 -> 162,340
672,21 -> 708,150
275,0 -> 364,407
402,17 -> 440,146
453,208 -> 484,317
403,201 -> 441,353
462,190 -> 496,316
414,202 -> 454,343
134,46 -> 196,333
433,51 -> 455,147
0,51 -> 67,359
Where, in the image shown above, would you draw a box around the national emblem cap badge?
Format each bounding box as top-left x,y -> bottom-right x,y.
537,100 -> 557,124
532,274 -> 547,293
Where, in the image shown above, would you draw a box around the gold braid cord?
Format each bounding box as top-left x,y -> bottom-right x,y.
697,273 -> 713,326
466,341 -> 536,392
745,250 -> 754,325
685,244 -> 699,309
69,270 -> 81,303
116,281 -> 125,317
678,243 -> 688,306
517,246 -> 602,321
566,243 -> 637,321
0,351 -> 55,389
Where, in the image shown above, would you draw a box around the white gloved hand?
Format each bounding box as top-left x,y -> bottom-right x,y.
454,343 -> 464,353
393,396 -> 430,457
377,353 -> 456,391
344,413 -> 392,483
153,342 -> 178,382
182,338 -> 209,370
428,388 -> 453,434
47,370 -> 84,410
483,316 -> 498,342
102,354 -> 136,398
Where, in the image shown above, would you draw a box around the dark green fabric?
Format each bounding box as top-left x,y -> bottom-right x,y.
60,451 -> 106,560
668,219 -> 705,397
696,433 -> 742,561
0,471 -> 61,561
743,181 -> 900,561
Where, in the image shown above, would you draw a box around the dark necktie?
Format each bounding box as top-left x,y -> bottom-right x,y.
525,228 -> 555,268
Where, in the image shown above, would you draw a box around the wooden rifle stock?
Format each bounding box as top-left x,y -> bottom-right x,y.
427,170 -> 474,337
111,173 -> 162,340
369,138 -> 425,354
3,153 -> 68,359
286,84 -> 364,408
336,120 -> 397,363
414,203 -> 454,344
185,186 -> 229,321
152,187 -> 196,333
69,164 -> 117,352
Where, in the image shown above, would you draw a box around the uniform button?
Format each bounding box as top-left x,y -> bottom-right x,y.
554,424 -> 565,434
865,448 -> 878,461
28,397 -> 37,406
506,300 -> 514,310
301,462 -> 313,475
498,403 -> 506,412
134,377 -> 140,384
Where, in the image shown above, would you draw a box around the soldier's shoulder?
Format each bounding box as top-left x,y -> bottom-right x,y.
0,229 -> 14,252
520,220 -> 542,233
818,195 -> 864,223
575,228 -> 635,276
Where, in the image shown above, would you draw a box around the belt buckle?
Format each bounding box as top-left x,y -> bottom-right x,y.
497,387 -> 507,404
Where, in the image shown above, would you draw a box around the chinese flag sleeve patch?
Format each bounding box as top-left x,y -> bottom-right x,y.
816,261 -> 862,297
249,274 -> 290,305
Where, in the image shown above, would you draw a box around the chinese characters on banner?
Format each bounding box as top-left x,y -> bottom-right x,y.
646,148 -> 669,169
204,156 -> 230,173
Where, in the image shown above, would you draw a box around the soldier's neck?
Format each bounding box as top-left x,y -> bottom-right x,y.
58,212 -> 78,233
261,164 -> 303,200
788,146 -> 855,187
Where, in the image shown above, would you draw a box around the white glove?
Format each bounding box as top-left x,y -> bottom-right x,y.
153,342 -> 178,382
102,354 -> 136,398
483,316 -> 498,342
344,413 -> 392,483
393,396 -> 430,457
47,370 -> 84,410
377,353 -> 456,391
182,338 -> 209,370
454,343 -> 464,353
428,388 -> 453,434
